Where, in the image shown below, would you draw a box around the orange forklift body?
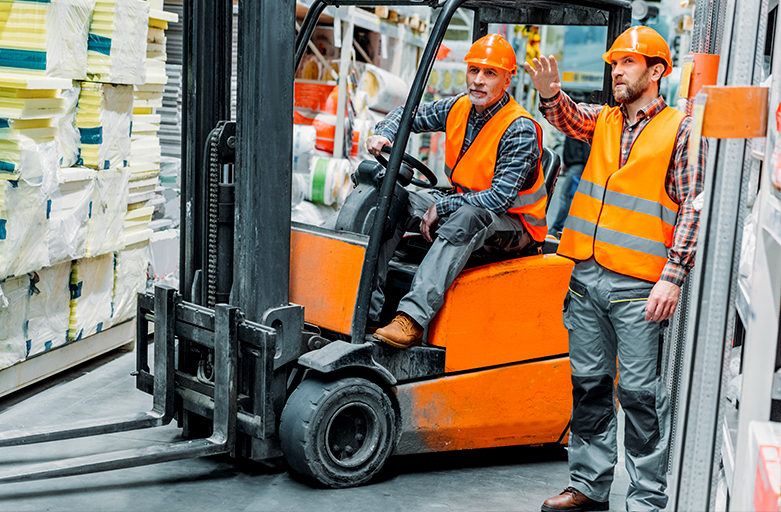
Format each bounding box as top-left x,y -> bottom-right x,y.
290,225 -> 574,455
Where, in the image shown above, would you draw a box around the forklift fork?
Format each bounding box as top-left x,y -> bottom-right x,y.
0,286 -> 238,484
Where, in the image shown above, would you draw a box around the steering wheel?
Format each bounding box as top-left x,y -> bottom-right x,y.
375,145 -> 438,189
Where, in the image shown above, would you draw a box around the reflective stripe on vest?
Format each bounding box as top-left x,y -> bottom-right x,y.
444,95 -> 548,242
557,104 -> 685,282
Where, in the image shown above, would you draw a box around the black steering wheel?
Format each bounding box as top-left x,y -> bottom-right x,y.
375,145 -> 438,189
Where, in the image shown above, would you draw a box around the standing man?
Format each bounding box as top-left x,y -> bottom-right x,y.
366,34 -> 548,349
525,26 -> 707,511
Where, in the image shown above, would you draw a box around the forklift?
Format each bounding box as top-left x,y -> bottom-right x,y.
0,0 -> 631,489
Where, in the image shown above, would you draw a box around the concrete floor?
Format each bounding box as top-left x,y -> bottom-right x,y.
0,344 -> 632,512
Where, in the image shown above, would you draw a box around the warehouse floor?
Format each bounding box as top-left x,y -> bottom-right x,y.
0,341 -> 632,512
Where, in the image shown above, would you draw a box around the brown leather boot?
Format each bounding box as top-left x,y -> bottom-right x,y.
541,487 -> 609,512
373,312 -> 423,349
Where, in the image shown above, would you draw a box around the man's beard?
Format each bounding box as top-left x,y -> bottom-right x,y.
613,68 -> 651,104
468,89 -> 490,106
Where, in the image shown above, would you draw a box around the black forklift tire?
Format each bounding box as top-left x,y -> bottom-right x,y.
279,375 -> 396,488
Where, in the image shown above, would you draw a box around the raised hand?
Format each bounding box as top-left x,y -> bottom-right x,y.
523,55 -> 562,100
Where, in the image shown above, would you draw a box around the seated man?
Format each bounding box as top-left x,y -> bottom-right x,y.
366,34 -> 548,349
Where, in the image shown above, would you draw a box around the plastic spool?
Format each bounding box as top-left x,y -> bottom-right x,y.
442,69 -> 452,94
359,64 -> 409,114
291,173 -> 307,207
292,125 -> 316,174
312,113 -> 359,156
307,157 -> 351,206
452,66 -> 467,93
296,55 -> 322,80
428,69 -> 439,92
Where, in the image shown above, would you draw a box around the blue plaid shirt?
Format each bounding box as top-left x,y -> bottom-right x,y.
374,92 -> 541,218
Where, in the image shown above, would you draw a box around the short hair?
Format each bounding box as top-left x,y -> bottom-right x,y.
644,56 -> 667,94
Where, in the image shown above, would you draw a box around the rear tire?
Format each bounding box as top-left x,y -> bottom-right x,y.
280,375 -> 396,488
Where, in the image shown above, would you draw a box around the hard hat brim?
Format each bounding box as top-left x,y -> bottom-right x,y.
463,58 -> 517,75
602,49 -> 673,77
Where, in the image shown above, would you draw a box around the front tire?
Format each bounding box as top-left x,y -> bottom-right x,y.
279,375 -> 396,488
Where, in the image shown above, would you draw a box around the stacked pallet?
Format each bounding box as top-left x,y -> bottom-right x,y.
74,81 -> 134,170
0,0 -> 95,79
0,0 -> 161,380
0,74 -> 69,182
0,75 -> 69,281
67,252 -> 114,340
86,0 -> 149,85
86,166 -> 130,257
126,5 -> 178,252
27,261 -> 71,357
159,0 -> 182,159
46,168 -> 94,265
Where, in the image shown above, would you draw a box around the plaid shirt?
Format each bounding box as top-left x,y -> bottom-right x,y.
539,92 -> 707,286
374,92 -> 540,218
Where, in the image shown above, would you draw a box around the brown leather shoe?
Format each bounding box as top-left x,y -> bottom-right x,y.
373,312 -> 423,349
541,487 -> 609,512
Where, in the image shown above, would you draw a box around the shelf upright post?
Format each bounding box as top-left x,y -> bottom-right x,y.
334,6 -> 355,160
672,0 -> 771,509
731,3 -> 781,508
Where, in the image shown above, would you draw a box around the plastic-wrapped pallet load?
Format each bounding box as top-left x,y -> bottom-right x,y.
68,252 -> 114,340
55,81 -> 81,167
75,81 -> 133,170
0,73 -> 69,184
26,260 -> 70,357
86,0 -> 149,85
129,113 -> 161,174
111,243 -> 147,325
46,167 -> 94,265
0,274 -> 29,369
135,8 -> 177,109
292,124 -> 315,174
147,228 -> 177,290
0,179 -> 49,279
86,166 -> 129,256
0,0 -> 96,79
124,200 -> 154,246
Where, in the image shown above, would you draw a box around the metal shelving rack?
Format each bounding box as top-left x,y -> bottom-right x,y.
668,0 -> 781,509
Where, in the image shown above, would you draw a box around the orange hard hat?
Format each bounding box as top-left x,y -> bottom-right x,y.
603,26 -> 673,77
463,34 -> 517,75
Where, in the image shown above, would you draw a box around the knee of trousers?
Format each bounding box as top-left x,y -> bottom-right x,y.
436,205 -> 493,245
616,384 -> 660,457
571,374 -> 615,437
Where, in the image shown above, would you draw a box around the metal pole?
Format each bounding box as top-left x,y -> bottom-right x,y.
673,0 -> 768,509
181,0 -> 233,303
233,0 -> 295,321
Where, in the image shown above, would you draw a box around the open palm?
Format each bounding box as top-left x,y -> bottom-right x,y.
524,55 -> 562,99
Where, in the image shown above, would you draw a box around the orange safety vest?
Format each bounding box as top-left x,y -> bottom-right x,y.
444,95 -> 548,242
557,104 -> 685,282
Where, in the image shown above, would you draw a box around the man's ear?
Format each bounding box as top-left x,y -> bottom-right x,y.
651,63 -> 665,82
504,70 -> 513,90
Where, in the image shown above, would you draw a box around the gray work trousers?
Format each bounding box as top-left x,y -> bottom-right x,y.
370,189 -> 530,327
563,259 -> 669,512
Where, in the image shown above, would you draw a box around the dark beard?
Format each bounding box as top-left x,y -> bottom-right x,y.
613,69 -> 651,104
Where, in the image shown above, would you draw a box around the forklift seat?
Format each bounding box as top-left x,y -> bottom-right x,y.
540,146 -> 561,214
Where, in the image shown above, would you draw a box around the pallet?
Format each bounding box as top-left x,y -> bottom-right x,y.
0,320 -> 136,398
